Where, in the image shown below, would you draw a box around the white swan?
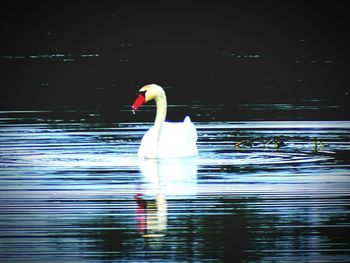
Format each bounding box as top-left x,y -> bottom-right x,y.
132,84 -> 198,159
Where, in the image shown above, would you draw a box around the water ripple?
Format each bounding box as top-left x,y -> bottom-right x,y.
0,111 -> 350,262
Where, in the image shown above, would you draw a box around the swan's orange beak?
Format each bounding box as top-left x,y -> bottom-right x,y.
132,93 -> 146,113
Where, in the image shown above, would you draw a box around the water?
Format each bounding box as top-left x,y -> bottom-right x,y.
1,1 -> 349,261
0,109 -> 349,262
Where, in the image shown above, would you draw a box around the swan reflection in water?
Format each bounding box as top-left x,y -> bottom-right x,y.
135,158 -> 198,238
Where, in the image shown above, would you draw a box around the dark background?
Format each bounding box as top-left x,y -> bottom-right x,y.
1,0 -> 349,114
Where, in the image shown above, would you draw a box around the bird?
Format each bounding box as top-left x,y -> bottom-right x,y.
131,84 -> 198,159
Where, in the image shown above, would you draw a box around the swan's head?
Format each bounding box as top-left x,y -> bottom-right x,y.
132,84 -> 165,111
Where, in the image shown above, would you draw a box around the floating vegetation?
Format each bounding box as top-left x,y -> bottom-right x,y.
234,136 -> 327,153
265,136 -> 286,150
234,139 -> 254,148
313,138 -> 326,153
235,136 -> 286,150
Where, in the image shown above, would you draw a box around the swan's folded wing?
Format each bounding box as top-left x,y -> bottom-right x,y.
159,118 -> 198,157
138,117 -> 198,158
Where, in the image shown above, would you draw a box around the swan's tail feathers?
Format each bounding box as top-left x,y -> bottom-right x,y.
183,116 -> 197,143
184,116 -> 191,123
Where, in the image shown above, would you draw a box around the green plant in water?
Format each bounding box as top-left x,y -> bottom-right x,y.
234,139 -> 254,148
266,136 -> 285,150
313,138 -> 325,153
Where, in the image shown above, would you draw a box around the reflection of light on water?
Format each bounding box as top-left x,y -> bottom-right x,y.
9,150 -> 332,172
14,154 -> 138,168
199,151 -> 333,166
1,111 -> 350,261
135,192 -> 167,238
138,158 -> 198,197
135,158 -> 198,238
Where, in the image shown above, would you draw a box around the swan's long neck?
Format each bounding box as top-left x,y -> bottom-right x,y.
154,93 -> 167,133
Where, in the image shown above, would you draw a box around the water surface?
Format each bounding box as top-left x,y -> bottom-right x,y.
0,110 -> 350,262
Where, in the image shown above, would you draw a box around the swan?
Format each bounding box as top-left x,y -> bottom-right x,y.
131,84 -> 198,159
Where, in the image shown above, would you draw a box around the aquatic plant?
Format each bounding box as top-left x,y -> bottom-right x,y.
265,137 -> 286,150
313,138 -> 325,153
235,139 -> 254,148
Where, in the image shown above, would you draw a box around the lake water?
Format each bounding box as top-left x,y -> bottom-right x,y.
0,108 -> 349,262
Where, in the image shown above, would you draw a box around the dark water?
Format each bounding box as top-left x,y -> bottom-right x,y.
1,109 -> 350,262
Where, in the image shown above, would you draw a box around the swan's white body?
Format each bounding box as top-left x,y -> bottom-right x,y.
138,116 -> 198,158
132,84 -> 198,159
